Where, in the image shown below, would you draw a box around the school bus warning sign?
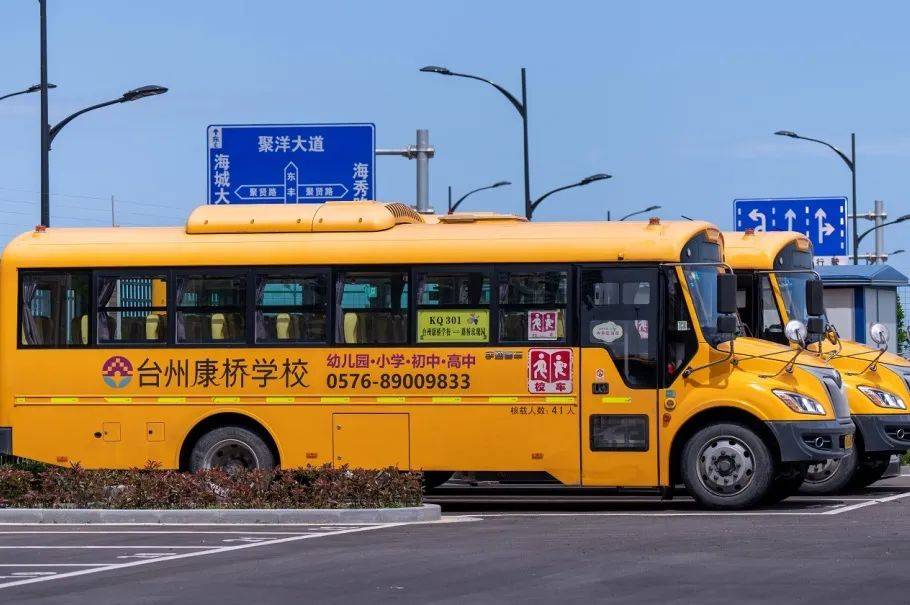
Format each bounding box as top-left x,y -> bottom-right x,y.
528,348 -> 572,393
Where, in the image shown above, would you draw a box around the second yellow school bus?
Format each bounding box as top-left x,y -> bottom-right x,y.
0,202 -> 854,509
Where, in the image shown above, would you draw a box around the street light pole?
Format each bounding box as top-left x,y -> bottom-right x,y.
420,65 -> 531,218
619,205 -> 662,221
528,173 -> 611,218
448,181 -> 511,214
774,130 -> 858,264
39,0 -> 50,227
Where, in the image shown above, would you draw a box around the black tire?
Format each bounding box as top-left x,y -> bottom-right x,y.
681,422 -> 775,510
762,463 -> 807,505
798,449 -> 858,495
188,426 -> 275,472
848,453 -> 891,489
423,471 -> 454,490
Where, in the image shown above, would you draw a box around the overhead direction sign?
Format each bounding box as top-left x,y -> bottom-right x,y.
207,123 -> 375,205
733,197 -> 847,258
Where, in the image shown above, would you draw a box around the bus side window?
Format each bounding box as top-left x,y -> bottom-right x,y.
416,270 -> 491,343
580,268 -> 658,388
735,273 -> 753,337
175,273 -> 246,344
20,271 -> 91,347
498,269 -> 568,343
254,272 -> 328,344
97,274 -> 168,344
336,270 -> 408,344
665,270 -> 698,382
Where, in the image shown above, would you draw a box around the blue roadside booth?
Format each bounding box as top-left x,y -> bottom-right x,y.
816,264 -> 908,352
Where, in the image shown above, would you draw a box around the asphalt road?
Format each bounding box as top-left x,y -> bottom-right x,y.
2,475 -> 910,604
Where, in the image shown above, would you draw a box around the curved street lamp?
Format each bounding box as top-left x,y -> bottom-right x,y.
529,173 -> 611,218
619,205 -> 662,221
41,85 -> 168,225
774,129 -> 858,264
889,249 -> 905,257
855,214 -> 910,249
448,181 -> 511,214
0,83 -> 56,102
421,65 -> 532,218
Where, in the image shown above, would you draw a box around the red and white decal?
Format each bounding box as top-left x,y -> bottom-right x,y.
528,310 -> 559,340
528,348 -> 573,394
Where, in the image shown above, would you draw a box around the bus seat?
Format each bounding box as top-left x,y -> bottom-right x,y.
146,314 -> 160,341
276,313 -> 291,340
343,312 -> 358,344
211,313 -> 226,340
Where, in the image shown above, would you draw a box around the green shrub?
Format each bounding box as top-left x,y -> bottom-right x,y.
0,462 -> 423,509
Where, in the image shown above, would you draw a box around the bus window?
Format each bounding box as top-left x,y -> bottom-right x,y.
416,270 -> 491,343
97,274 -> 168,344
498,269 -> 568,343
580,267 -> 658,388
255,273 -> 327,344
336,271 -> 408,344
20,271 -> 91,347
175,273 -> 246,344
665,270 -> 698,381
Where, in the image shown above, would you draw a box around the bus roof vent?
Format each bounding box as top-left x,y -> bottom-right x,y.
186,201 -> 425,235
437,212 -> 527,224
383,202 -> 426,225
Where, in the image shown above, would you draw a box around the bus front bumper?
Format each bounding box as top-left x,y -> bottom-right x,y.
765,419 -> 855,462
852,414 -> 910,454
0,427 -> 10,456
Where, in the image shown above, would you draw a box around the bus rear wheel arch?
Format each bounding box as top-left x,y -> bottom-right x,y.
180,413 -> 280,472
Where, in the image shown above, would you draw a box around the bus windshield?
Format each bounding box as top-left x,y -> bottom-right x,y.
773,272 -> 820,325
683,266 -> 722,344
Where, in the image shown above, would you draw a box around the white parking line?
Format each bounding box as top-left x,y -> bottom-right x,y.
0,523 -> 400,590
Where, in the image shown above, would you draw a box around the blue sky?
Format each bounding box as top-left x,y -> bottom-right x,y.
2,2 -> 910,270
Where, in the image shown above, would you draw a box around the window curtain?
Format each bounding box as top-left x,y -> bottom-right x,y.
334,274 -> 346,343
96,279 -> 117,341
20,279 -> 39,345
175,278 -> 187,341
255,277 -> 268,341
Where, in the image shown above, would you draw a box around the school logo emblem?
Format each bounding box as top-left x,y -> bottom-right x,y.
102,356 -> 133,388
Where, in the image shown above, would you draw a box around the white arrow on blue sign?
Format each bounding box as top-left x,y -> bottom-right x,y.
207,123 -> 374,205
733,197 -> 847,257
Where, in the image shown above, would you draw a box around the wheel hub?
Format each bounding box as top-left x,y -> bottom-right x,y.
804,458 -> 841,484
697,436 -> 756,496
203,439 -> 260,472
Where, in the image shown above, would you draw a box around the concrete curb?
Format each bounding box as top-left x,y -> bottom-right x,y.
0,504 -> 440,524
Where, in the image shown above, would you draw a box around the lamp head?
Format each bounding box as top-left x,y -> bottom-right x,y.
644,205 -> 661,212
896,214 -> 910,224
492,181 -> 511,188
120,85 -> 168,102
774,130 -> 799,138
580,173 -> 612,186
26,83 -> 57,93
420,65 -> 451,75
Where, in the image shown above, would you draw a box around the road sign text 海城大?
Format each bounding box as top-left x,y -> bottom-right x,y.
207,124 -> 375,205
733,197 -> 847,258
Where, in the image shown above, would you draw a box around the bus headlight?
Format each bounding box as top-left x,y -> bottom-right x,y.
857,386 -> 907,410
773,390 -> 826,415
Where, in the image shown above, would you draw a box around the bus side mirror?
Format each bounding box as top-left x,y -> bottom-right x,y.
806,279 -> 825,317
717,273 -> 737,315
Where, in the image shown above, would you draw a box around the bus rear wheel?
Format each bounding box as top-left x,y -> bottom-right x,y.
423,471 -> 454,491
189,426 -> 275,473
681,422 -> 774,510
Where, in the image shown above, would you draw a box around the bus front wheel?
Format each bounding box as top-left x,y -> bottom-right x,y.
798,450 -> 857,495
189,426 -> 276,473
681,422 -> 774,509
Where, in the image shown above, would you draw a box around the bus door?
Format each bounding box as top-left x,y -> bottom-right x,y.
578,266 -> 660,486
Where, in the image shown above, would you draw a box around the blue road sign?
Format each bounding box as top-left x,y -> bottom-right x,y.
733,197 -> 848,257
207,123 -> 375,205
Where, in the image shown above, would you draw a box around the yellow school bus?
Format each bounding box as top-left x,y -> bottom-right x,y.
0,202 -> 854,509
725,230 -> 910,492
